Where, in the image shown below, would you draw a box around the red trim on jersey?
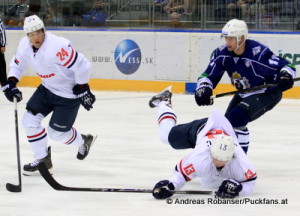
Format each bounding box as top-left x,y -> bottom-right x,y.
158,116 -> 177,124
14,58 -> 20,65
27,128 -> 46,138
62,48 -> 75,67
179,159 -> 192,181
206,129 -> 228,139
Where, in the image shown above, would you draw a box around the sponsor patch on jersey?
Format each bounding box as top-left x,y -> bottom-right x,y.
245,169 -> 256,179
252,46 -> 261,56
245,60 -> 252,67
183,164 -> 196,175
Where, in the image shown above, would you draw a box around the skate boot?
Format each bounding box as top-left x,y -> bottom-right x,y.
149,86 -> 173,108
77,134 -> 97,160
23,146 -> 52,176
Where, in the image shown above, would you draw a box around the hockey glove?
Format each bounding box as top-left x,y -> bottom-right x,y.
215,179 -> 243,199
277,71 -> 294,92
195,82 -> 213,106
73,84 -> 95,111
152,180 -> 175,199
1,77 -> 23,102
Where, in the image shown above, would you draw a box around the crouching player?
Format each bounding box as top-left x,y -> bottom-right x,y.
149,87 -> 257,199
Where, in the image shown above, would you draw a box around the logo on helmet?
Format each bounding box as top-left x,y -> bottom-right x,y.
210,133 -> 235,161
23,15 -> 45,34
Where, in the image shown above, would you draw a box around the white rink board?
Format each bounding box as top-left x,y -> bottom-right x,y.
5,30 -> 300,86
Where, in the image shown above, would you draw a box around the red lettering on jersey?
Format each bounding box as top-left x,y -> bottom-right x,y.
56,48 -> 69,61
36,72 -> 56,78
245,169 -> 256,179
183,164 -> 196,175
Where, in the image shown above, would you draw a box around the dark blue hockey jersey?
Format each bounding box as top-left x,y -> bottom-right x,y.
199,39 -> 295,90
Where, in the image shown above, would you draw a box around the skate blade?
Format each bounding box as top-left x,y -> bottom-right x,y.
92,134 -> 98,146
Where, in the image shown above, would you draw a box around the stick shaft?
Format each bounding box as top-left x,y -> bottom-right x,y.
212,77 -> 300,99
14,97 -> 22,188
38,163 -> 212,195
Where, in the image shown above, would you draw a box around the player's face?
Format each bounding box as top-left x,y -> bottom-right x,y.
212,157 -> 227,168
28,29 -> 45,49
224,36 -> 237,51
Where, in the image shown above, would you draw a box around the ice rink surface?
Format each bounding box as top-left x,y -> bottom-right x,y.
0,87 -> 299,216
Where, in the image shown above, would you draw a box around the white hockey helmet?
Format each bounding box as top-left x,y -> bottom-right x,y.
23,15 -> 45,34
221,19 -> 248,39
210,133 -> 235,161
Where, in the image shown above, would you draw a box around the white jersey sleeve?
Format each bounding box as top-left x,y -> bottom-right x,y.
169,148 -> 211,190
230,146 -> 257,196
54,37 -> 91,84
9,36 -> 30,80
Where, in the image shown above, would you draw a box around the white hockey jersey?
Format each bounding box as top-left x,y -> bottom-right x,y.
9,32 -> 91,99
169,110 -> 257,197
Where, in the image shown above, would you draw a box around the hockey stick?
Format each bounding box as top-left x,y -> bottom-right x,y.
6,97 -> 22,192
38,163 -> 212,195
211,77 -> 300,99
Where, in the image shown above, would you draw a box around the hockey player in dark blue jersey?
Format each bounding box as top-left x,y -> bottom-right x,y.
194,19 -> 296,153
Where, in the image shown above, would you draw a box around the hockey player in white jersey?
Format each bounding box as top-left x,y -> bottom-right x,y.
1,15 -> 97,175
149,87 -> 256,199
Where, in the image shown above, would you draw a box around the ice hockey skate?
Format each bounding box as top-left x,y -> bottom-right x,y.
23,146 -> 53,176
77,134 -> 97,160
149,86 -> 173,108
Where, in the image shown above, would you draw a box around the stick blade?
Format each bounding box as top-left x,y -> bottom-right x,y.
6,183 -> 21,192
38,162 -> 64,190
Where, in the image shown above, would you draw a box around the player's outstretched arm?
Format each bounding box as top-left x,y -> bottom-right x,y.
152,180 -> 175,199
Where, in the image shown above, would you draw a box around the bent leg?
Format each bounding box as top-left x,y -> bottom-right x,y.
47,126 -> 84,147
22,111 -> 48,160
225,90 -> 282,153
157,102 -> 177,145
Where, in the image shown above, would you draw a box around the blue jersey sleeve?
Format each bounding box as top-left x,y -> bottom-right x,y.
198,46 -> 227,88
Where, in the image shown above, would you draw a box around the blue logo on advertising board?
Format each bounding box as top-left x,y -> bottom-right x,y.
114,39 -> 142,75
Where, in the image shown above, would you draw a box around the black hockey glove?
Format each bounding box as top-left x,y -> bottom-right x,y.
195,83 -> 213,106
73,84 -> 95,111
215,179 -> 243,199
152,180 -> 175,199
277,71 -> 294,92
1,77 -> 23,102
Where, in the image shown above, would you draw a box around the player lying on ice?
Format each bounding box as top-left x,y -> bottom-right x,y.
149,87 -> 257,199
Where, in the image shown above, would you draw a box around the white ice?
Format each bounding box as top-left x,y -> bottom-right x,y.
0,87 -> 299,216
